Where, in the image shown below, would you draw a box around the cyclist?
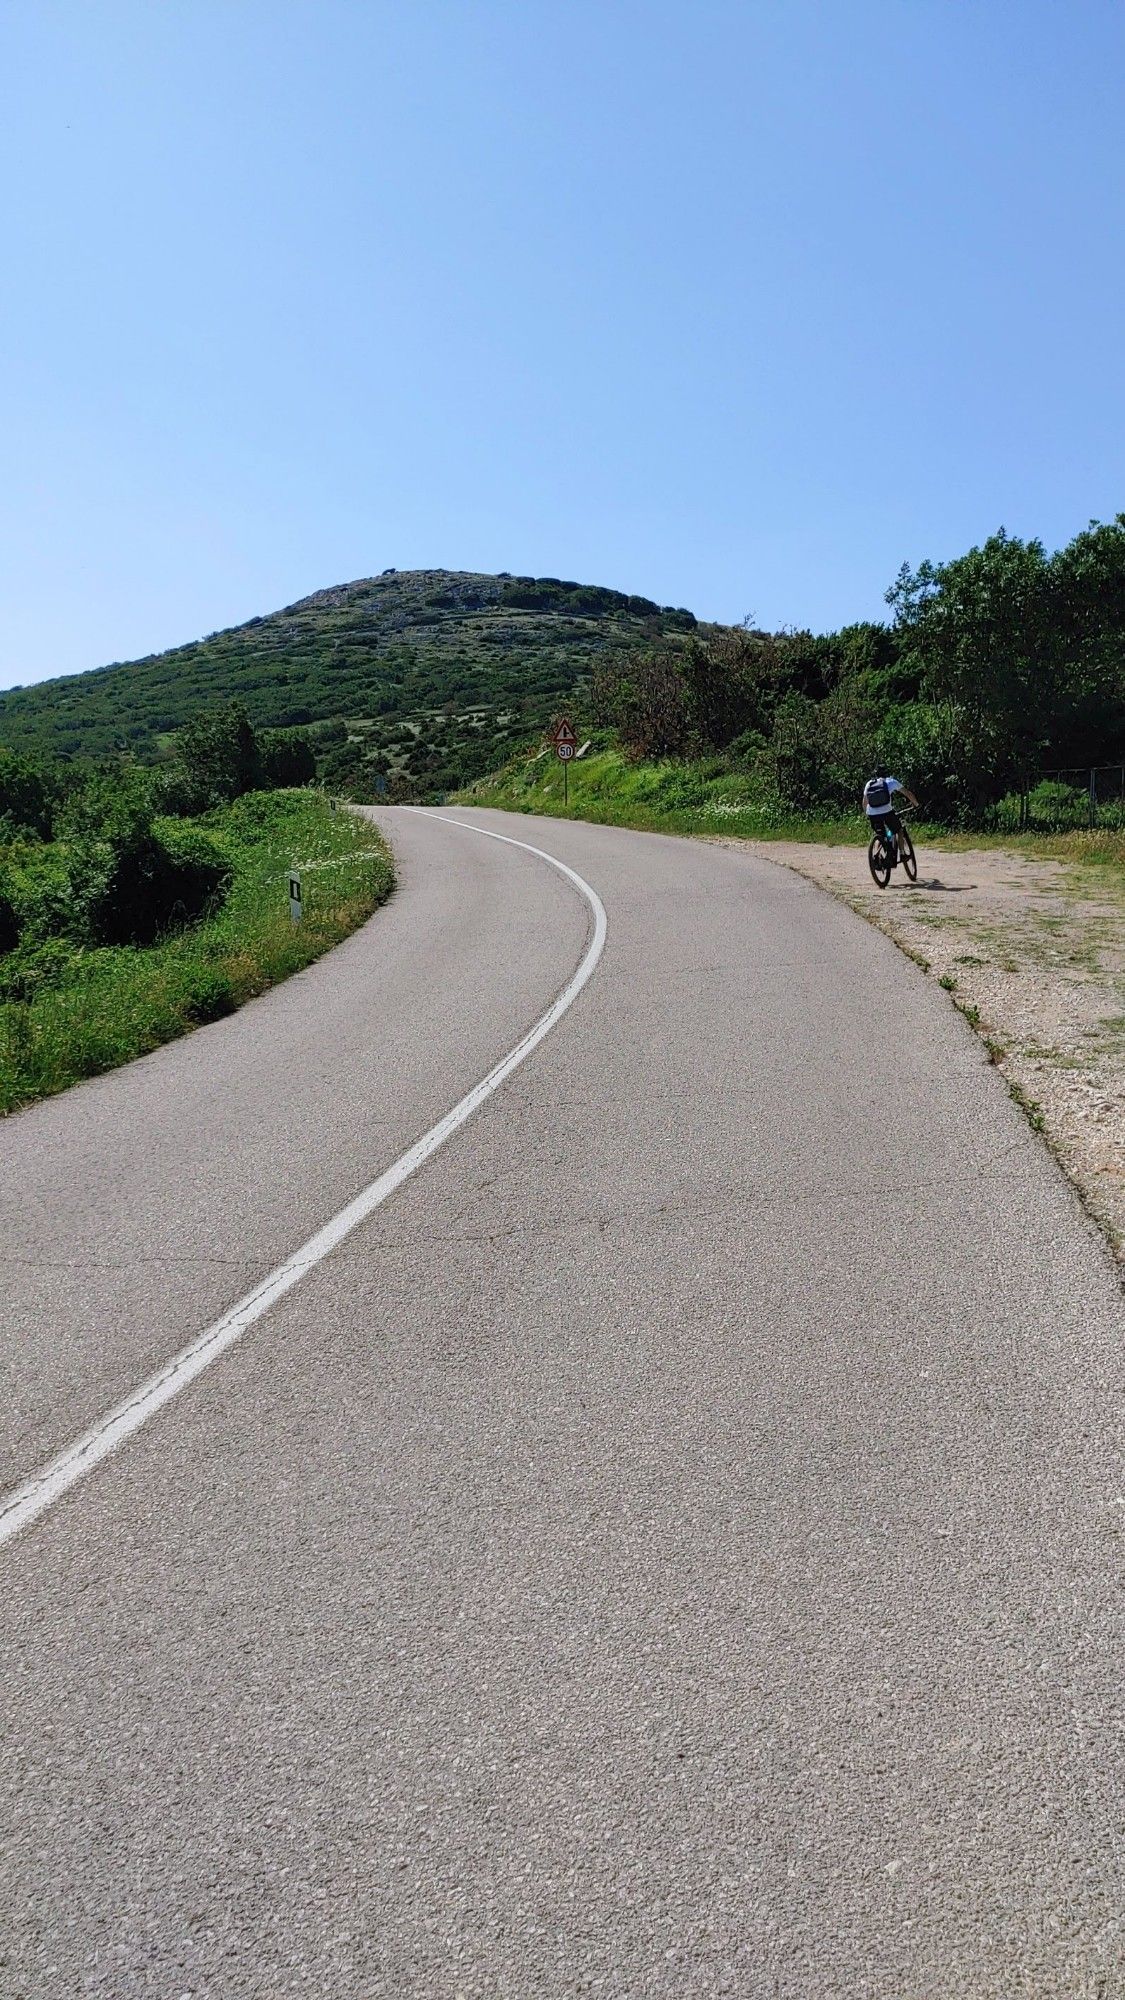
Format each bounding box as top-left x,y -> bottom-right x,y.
862,772 -> 919,861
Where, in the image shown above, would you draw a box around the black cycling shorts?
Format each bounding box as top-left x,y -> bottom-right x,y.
868,810 -> 900,840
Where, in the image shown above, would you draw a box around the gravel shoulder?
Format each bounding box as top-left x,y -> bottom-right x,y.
721,835 -> 1125,1262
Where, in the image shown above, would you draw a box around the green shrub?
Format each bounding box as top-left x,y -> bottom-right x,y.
59,774 -> 230,946
154,818 -> 233,916
0,936 -> 82,1001
3,843 -> 73,945
0,792 -> 393,1113
260,732 -> 316,788
0,748 -> 55,838
728,728 -> 769,768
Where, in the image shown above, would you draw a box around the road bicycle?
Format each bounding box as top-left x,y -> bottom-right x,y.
867,810 -> 917,888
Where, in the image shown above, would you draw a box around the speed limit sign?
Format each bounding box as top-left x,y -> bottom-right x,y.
550,718 -> 578,802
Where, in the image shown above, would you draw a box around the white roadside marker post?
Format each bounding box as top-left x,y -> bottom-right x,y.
288,870 -> 303,923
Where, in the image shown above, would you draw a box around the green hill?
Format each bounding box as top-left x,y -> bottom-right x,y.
0,569 -> 699,801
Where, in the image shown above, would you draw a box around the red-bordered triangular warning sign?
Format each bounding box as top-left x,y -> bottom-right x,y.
551,718 -> 578,746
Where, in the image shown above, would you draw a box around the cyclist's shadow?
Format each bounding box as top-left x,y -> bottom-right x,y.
908,878 -> 976,892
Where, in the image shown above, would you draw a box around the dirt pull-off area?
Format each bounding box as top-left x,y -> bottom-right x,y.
722,836 -> 1125,1263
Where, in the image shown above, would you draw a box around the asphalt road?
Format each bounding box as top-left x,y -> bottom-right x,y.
1,806 -> 1121,1998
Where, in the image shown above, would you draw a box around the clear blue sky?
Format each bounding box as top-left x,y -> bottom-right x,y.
2,1 -> 1123,689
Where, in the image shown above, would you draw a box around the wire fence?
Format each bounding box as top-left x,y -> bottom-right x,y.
990,765 -> 1125,832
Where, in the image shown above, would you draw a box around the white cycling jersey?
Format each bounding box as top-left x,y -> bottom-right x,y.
863,775 -> 904,817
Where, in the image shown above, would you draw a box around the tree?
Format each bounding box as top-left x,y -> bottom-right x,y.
886,531 -> 1064,816
591,649 -> 689,759
679,636 -> 755,749
57,771 -> 228,945
1051,516 -> 1125,765
770,691 -> 821,804
0,748 -> 54,838
165,701 -> 264,813
260,732 -> 316,788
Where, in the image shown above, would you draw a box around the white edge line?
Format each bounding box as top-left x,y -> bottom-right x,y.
0,810 -> 607,1550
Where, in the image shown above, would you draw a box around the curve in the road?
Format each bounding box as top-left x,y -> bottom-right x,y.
0,814 -> 607,1551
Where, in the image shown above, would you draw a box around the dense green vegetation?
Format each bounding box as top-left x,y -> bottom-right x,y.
463,518 -> 1125,835
460,741 -> 862,840
0,704 -> 390,1111
0,569 -> 698,801
0,699 -> 321,972
0,786 -> 392,1114
590,520 -> 1124,821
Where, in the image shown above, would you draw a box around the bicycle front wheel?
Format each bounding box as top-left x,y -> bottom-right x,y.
900,826 -> 917,881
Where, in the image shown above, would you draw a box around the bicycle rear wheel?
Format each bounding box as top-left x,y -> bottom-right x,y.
868,833 -> 892,888
900,825 -> 917,881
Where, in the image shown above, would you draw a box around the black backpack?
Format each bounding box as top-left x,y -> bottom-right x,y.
865,777 -> 891,811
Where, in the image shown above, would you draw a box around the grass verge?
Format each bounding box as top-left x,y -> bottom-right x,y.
458,747 -> 1125,874
459,748 -> 860,843
0,791 -> 393,1114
